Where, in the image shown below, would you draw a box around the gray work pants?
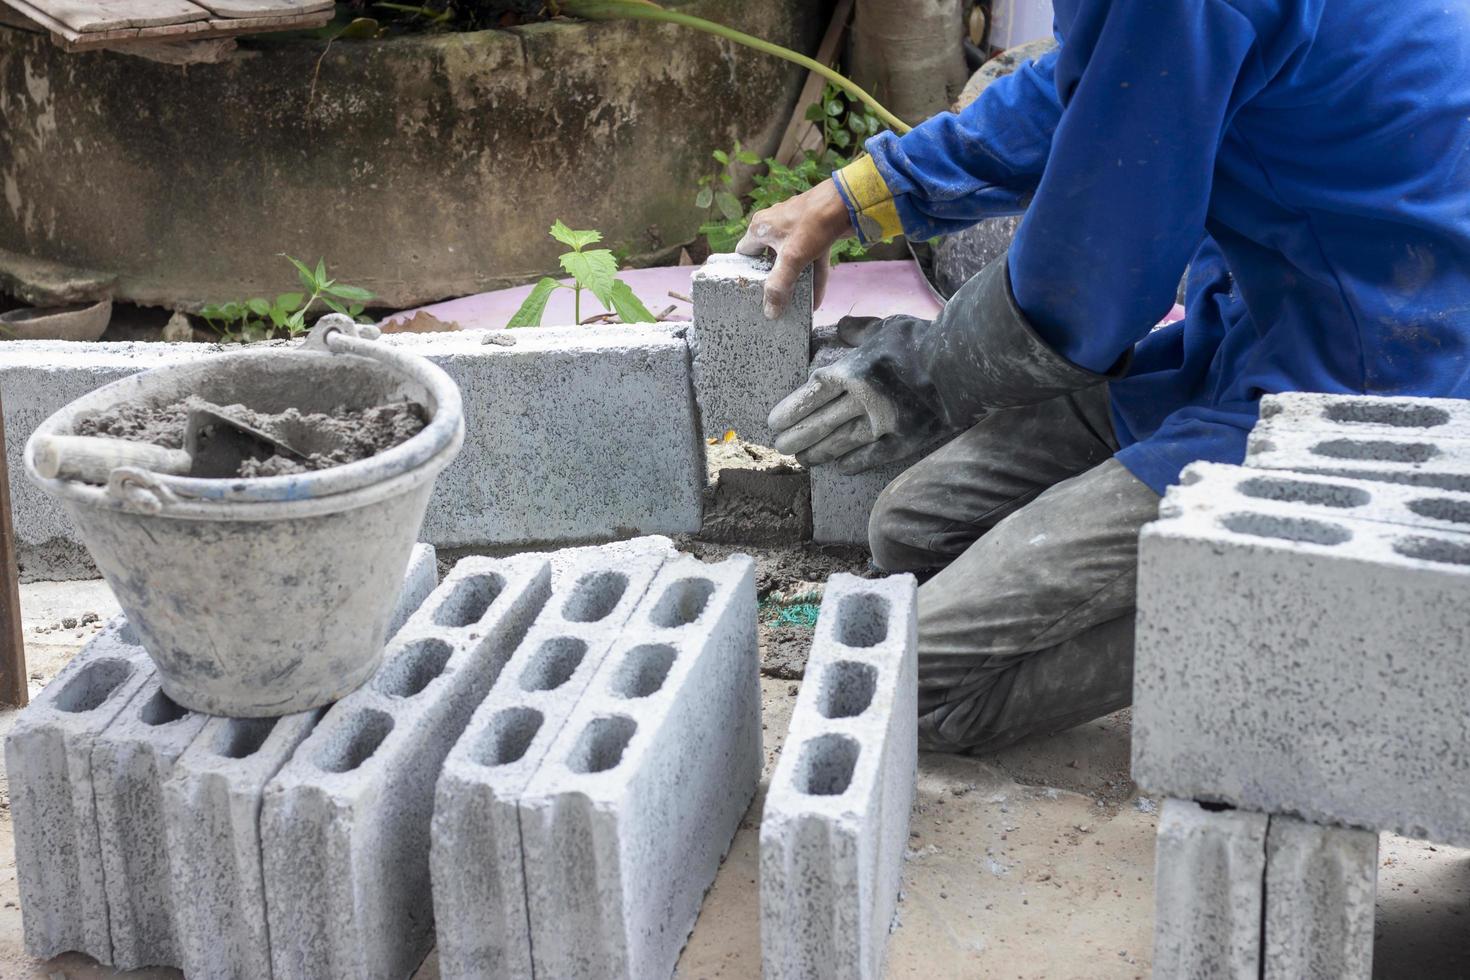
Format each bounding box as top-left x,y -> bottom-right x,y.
867,384 -> 1161,755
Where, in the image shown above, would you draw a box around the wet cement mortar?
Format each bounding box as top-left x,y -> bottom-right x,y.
76,397 -> 427,477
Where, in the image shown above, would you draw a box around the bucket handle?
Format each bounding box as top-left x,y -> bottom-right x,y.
106,466 -> 179,515
304,314 -> 381,351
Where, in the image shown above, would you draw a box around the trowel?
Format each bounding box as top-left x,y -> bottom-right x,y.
33,400 -> 312,484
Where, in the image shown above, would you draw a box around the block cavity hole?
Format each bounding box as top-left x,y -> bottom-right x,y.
563,571 -> 629,623
55,658 -> 132,714
139,688 -> 190,726
1407,497 -> 1470,526
433,572 -> 506,627
819,661 -> 877,719
472,706 -> 543,767
520,637 -> 587,692
1236,475 -> 1370,509
837,592 -> 890,648
567,715 -> 637,774
314,709 -> 393,773
650,577 -> 716,627
1220,512 -> 1352,546
797,734 -> 859,796
374,638 -> 454,698
1393,535 -> 1470,567
1311,438 -> 1439,464
1324,400 -> 1451,429
216,717 -> 278,759
611,644 -> 676,699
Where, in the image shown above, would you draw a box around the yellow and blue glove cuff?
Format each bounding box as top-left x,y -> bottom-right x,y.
833,155 -> 904,245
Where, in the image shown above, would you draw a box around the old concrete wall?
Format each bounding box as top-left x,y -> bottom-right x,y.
0,0 -> 820,308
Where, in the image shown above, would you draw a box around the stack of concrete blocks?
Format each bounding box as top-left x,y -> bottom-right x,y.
429,543 -> 682,979
6,543 -> 438,973
1135,392 -> 1470,979
761,572 -> 918,980
431,550 -> 759,980
1,329 -> 704,580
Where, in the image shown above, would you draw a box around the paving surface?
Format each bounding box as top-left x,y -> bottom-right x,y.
2,573 -> 1468,979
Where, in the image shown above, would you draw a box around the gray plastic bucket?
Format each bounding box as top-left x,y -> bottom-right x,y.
23,318 -> 464,717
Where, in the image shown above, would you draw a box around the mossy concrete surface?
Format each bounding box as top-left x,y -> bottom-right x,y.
0,0 -> 819,309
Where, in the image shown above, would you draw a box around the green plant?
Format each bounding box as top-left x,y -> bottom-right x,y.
200,255 -> 374,343
508,221 -> 657,328
696,85 -> 890,262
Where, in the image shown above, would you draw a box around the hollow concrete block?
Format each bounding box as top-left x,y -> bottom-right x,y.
517,553 -> 760,980
690,252 -> 813,445
5,620 -> 155,962
431,544 -> 676,980
162,544 -> 436,980
91,674 -> 211,970
760,572 -> 918,980
1151,799 -> 1267,980
1259,390 -> 1470,438
1133,484 -> 1470,845
1263,816 -> 1377,980
261,555 -> 556,980
1246,420 -> 1470,493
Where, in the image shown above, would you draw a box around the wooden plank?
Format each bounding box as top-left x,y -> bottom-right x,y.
0,0 -> 82,43
25,0 -> 206,33
193,0 -> 332,21
773,0 -> 855,167
49,5 -> 328,47
0,389 -> 29,708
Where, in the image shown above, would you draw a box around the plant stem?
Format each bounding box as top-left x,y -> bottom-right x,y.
574,283 -> 581,324
550,0 -> 913,134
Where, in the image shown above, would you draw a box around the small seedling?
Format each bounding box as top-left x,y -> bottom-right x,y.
508,221 -> 657,328
201,255 -> 374,343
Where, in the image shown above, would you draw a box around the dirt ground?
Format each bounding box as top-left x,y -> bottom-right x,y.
2,568 -> 1469,980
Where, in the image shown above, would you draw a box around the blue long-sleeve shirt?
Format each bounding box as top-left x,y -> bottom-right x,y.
833,0 -> 1470,494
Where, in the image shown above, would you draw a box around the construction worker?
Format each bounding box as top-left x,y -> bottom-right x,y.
738,0 -> 1470,754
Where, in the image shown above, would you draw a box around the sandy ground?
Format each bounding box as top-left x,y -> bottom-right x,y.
2,577 -> 1468,980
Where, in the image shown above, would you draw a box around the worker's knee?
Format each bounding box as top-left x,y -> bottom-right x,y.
867,481 -> 942,573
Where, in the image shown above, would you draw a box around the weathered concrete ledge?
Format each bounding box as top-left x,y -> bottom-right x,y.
0,326 -> 705,579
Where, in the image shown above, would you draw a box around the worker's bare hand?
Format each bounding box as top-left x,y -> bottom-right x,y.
736,180 -> 853,319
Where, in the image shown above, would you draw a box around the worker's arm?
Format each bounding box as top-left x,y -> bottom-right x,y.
738,48 -> 1064,318
837,48 -> 1063,243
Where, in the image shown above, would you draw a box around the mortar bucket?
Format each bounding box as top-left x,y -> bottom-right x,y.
23,319 -> 465,717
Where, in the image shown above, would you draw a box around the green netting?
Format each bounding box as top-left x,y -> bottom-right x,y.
759,590 -> 824,629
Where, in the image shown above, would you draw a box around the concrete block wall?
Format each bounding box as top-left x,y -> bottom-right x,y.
430,543 -> 675,980
518,553 -> 760,980
1134,473 -> 1470,845
1259,390 -> 1470,437
689,253 -> 812,445
261,555 -> 555,980
1246,419 -> 1470,492
0,328 -> 704,579
761,573 -> 918,980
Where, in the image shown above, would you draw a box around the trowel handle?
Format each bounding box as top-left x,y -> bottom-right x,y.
33,435 -> 192,485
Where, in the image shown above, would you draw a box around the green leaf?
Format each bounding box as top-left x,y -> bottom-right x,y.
275,292 -> 304,311
247,298 -> 271,316
559,248 -> 617,307
507,277 -> 561,329
339,16 -> 381,38
831,129 -> 852,149
736,150 -> 760,165
322,297 -> 348,316
825,98 -> 844,116
711,149 -> 729,165
324,282 -> 375,301
549,220 -> 602,251
714,190 -> 744,222
287,309 -> 307,332
804,102 -> 826,122
694,186 -> 713,210
269,307 -> 288,328
314,258 -> 327,283
348,304 -> 364,317
283,254 -> 314,282
608,278 -> 657,323
200,304 -> 223,319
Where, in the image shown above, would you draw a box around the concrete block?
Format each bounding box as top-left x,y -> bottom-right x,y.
1263,816 -> 1377,980
690,252 -> 813,445
1176,461 -> 1470,538
1151,799 -> 1267,979
760,572 -> 918,980
517,553 -> 760,980
1,330 -> 703,577
1259,391 -> 1470,438
91,673 -> 211,970
431,543 -> 675,980
1246,421 -> 1470,493
5,620 -> 156,961
163,546 -> 438,980
1133,484 -> 1470,845
261,555 -> 557,980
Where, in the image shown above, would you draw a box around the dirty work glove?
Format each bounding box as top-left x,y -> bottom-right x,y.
767,253 -> 1131,475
